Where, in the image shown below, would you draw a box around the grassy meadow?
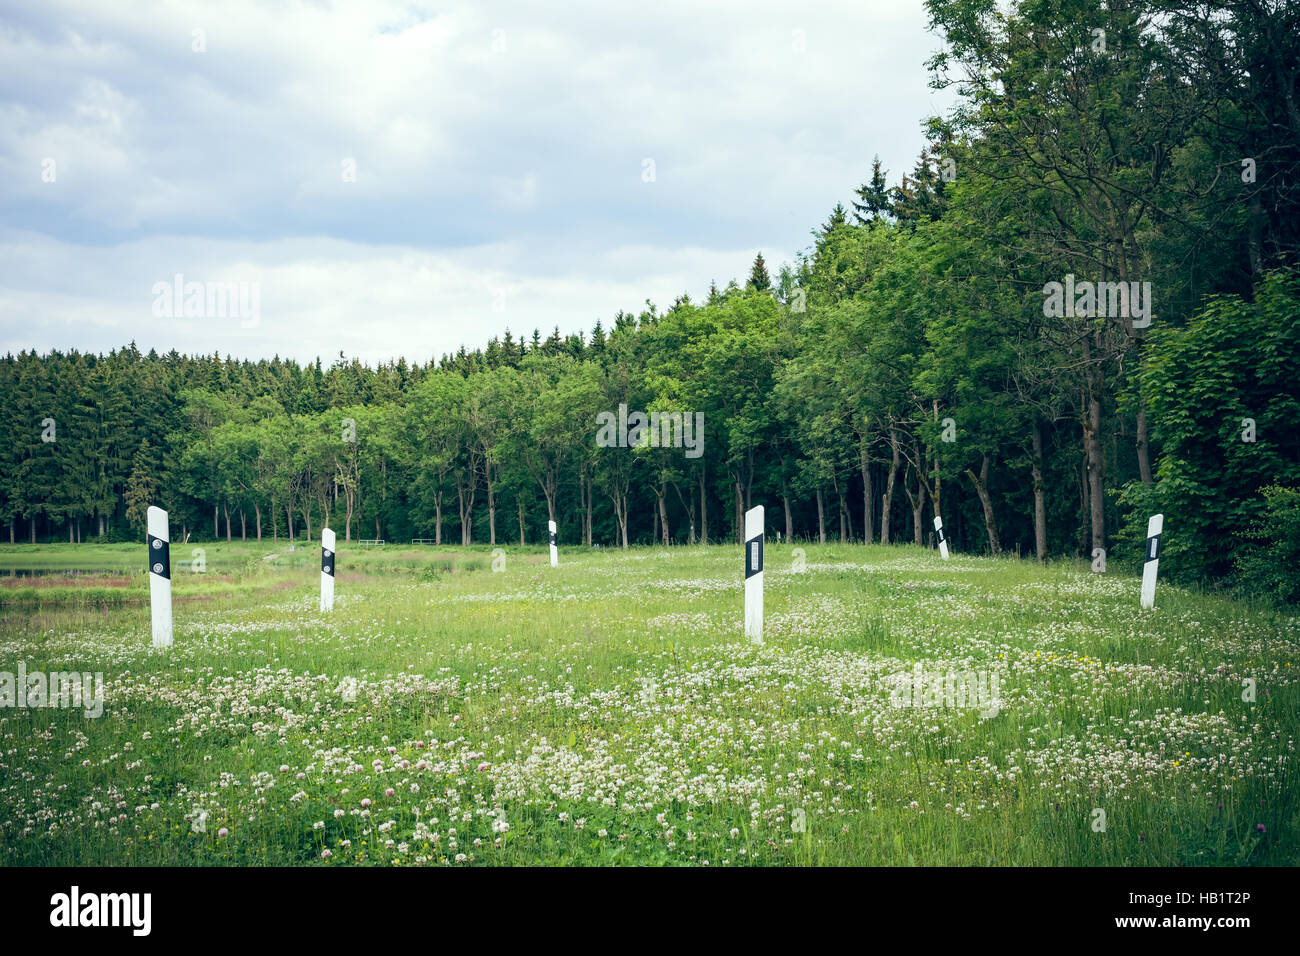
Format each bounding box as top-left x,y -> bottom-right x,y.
0,539 -> 1295,866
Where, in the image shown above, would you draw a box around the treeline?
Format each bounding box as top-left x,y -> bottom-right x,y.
2,0 -> 1298,597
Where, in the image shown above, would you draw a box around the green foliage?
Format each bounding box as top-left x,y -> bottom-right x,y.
1118,269 -> 1300,583
1236,486 -> 1300,605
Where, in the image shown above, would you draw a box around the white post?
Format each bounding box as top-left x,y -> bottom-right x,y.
548,520 -> 558,567
744,505 -> 764,643
147,506 -> 173,648
934,515 -> 949,560
1140,514 -> 1163,609
321,528 -> 336,612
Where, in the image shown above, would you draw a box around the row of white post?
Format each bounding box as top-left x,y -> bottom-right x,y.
146,505 -> 1165,648
147,509 -> 563,645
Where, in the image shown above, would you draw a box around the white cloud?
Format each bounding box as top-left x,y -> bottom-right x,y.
0,230 -> 792,363
0,0 -> 953,362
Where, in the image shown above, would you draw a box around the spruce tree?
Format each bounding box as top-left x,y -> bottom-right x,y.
124,438 -> 159,531
747,252 -> 772,292
852,155 -> 892,223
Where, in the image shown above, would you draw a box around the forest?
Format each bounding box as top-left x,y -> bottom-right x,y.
3,0 -> 1298,599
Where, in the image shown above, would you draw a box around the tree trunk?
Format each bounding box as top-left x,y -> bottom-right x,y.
255,503 -> 262,541
612,491 -> 629,548
816,488 -> 826,544
1083,361 -> 1106,555
518,499 -> 526,547
435,498 -> 442,545
240,509 -> 246,541
783,493 -> 793,543
965,453 -> 1002,556
225,504 -> 232,542
540,469 -> 557,523
458,485 -> 473,546
881,428 -> 900,545
658,482 -> 670,545
909,478 -> 926,546
213,504 -> 219,539
929,401 -> 942,524
1136,404 -> 1152,485
859,438 -> 874,544
1031,420 -> 1047,564
586,480 -> 593,546
698,468 -> 708,544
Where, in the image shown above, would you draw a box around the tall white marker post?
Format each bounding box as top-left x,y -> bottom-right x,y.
1140,514 -> 1163,609
147,506 -> 172,648
934,515 -> 950,560
548,520 -> 559,567
321,528 -> 336,612
744,505 -> 764,643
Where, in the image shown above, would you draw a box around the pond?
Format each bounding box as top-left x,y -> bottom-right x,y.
0,568 -> 137,578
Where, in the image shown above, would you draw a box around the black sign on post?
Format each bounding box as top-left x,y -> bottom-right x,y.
148,534 -> 170,579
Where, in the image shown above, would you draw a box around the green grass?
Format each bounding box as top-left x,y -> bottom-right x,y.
0,539 -> 1295,866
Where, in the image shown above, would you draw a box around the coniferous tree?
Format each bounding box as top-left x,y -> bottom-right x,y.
852,156 -> 892,223
124,437 -> 159,531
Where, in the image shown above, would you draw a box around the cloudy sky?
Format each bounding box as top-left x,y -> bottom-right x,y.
0,0 -> 954,365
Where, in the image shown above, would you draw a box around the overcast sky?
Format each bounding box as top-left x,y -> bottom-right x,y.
0,0 -> 954,365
